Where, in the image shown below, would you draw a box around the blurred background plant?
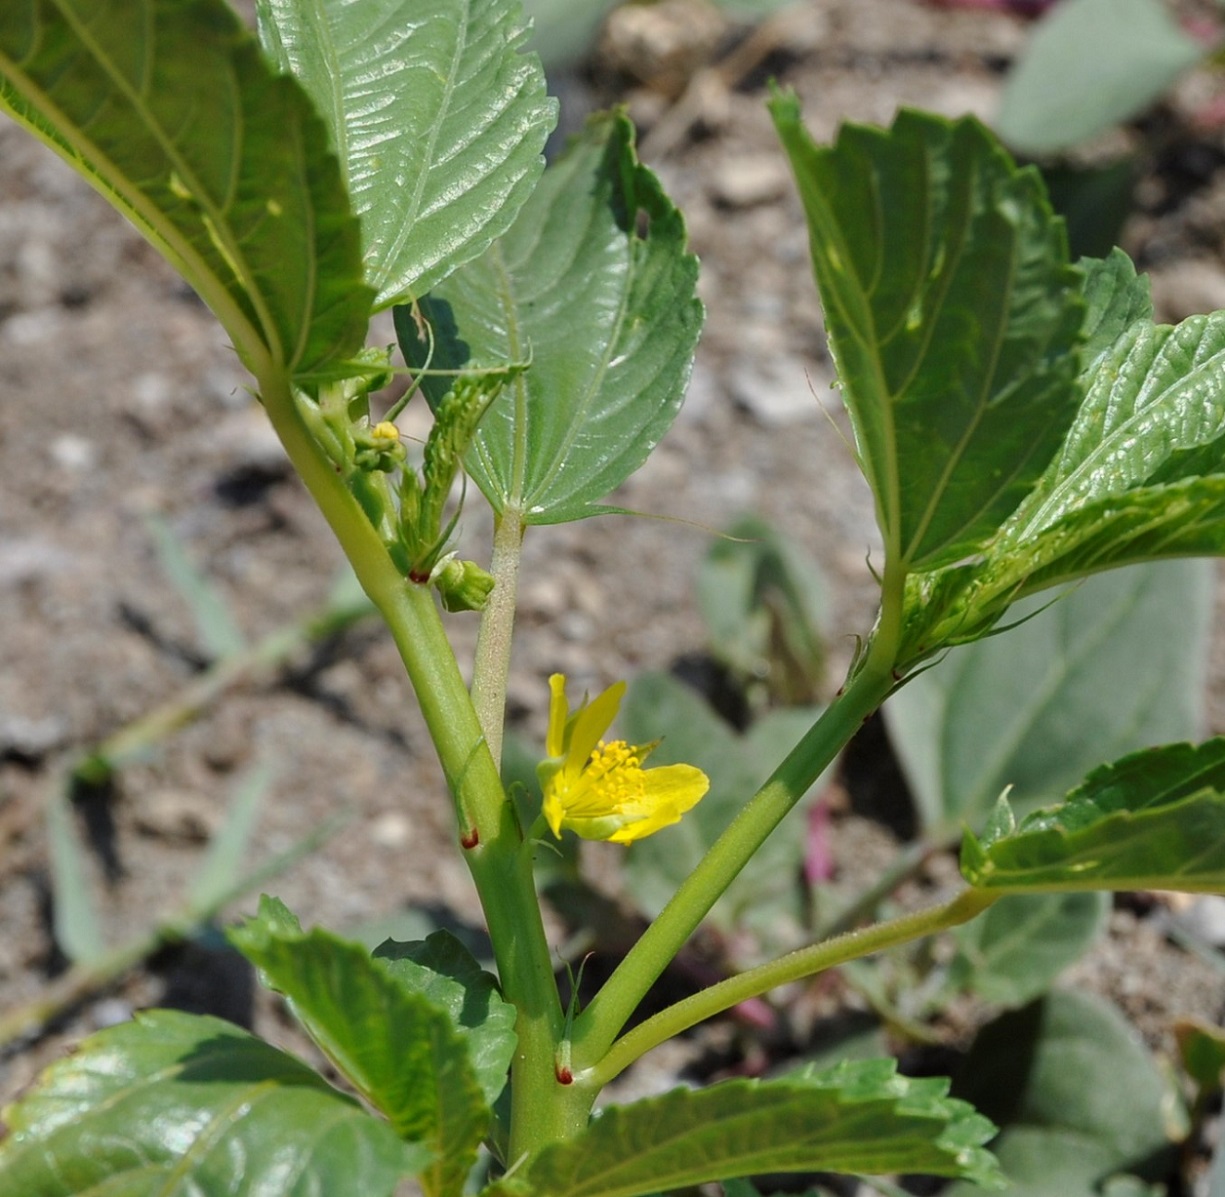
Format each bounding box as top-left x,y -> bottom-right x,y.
0,522 -> 372,1048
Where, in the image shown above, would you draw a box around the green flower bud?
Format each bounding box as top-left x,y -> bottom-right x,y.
432,556 -> 496,613
352,419 -> 408,472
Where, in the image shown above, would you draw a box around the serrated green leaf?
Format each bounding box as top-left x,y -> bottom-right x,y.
620,673 -> 827,951
395,109 -> 702,525
0,0 -> 371,378
373,930 -> 517,1108
997,0 -> 1203,155
770,92 -> 1084,571
256,0 -> 553,308
946,891 -> 1108,1008
888,561 -> 1211,834
960,738 -> 1225,893
899,277 -> 1225,662
0,1009 -> 424,1197
487,1060 -> 1002,1197
1002,475 -> 1225,593
946,991 -> 1185,1197
1078,249 -> 1154,367
229,896 -> 487,1197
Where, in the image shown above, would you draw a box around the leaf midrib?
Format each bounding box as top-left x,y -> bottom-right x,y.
51,0 -> 288,367
374,0 -> 471,302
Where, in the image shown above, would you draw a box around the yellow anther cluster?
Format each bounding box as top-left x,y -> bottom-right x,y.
585,740 -> 646,805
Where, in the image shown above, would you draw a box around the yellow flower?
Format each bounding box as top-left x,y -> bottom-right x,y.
538,673 -> 709,844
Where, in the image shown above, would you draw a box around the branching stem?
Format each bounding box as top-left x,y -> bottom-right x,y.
583,887 -> 998,1088
569,654 -> 898,1071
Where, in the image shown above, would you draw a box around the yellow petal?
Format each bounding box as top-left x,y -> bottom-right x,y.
541,768 -> 567,838
606,764 -> 709,844
546,674 -> 568,758
567,680 -> 626,770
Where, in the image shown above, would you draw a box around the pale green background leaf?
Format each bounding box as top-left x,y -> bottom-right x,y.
1209,1131 -> 1225,1197
45,787 -> 104,965
146,514 -> 246,659
396,110 -> 702,524
186,760 -> 274,913
490,1060 -> 1002,1196
771,92 -> 1084,570
888,561 -> 1211,835
946,991 -> 1185,1196
256,0 -> 554,308
0,1009 -> 423,1196
698,514 -> 828,705
997,0 -> 1203,155
946,891 -> 1109,1008
0,0 -> 371,377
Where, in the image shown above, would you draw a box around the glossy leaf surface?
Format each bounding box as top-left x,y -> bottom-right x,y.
771,91 -> 1084,570
0,1009 -> 423,1197
0,0 -> 371,377
256,0 -> 553,307
230,897 -> 487,1197
961,739 -> 1225,893
900,252 -> 1225,662
489,1060 -> 1002,1196
396,110 -> 702,524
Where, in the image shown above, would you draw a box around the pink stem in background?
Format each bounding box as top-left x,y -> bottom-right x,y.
805,795 -> 835,889
732,996 -> 776,1030
924,0 -> 1057,14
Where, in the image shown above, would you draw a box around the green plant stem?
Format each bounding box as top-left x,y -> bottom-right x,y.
256,373 -> 575,1155
583,887 -> 999,1089
570,653 -> 898,1072
471,506 -> 525,767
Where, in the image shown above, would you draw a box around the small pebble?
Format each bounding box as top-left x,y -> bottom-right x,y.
134,790 -> 218,844
371,811 -> 412,849
708,155 -> 790,210
0,712 -> 69,760
91,998 -> 133,1029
